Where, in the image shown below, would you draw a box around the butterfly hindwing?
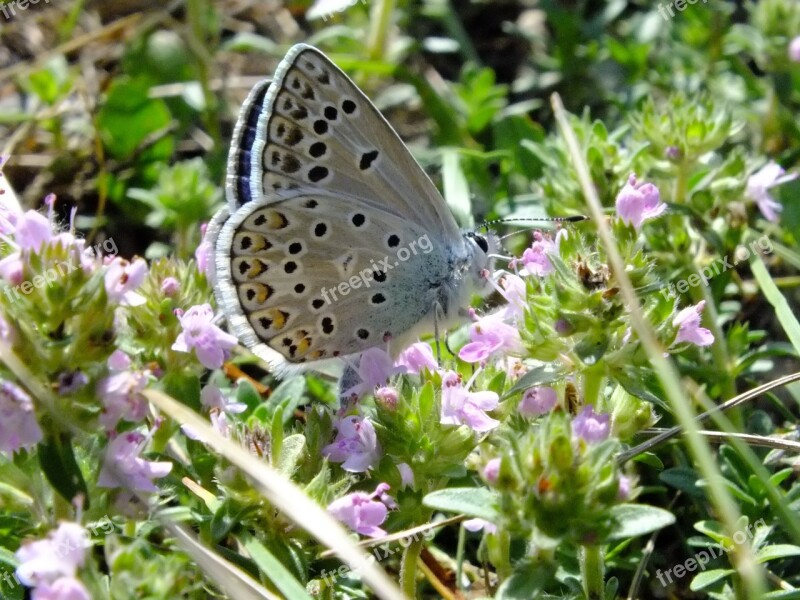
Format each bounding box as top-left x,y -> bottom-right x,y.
215,194 -> 456,365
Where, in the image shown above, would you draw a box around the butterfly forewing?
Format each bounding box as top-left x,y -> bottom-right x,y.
247,44 -> 461,238
226,79 -> 271,208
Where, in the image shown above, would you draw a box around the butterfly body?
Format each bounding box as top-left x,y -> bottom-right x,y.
208,44 -> 496,374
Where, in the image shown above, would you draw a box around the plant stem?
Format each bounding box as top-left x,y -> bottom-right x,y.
400,536 -> 423,599
580,545 -> 604,600
367,0 -> 395,62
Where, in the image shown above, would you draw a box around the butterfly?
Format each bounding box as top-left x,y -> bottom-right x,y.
206,44 -> 497,375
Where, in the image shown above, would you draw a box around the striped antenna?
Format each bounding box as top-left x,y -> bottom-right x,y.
477,214 -> 589,231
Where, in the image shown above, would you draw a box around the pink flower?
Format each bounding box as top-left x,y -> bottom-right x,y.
395,342 -> 438,374
327,483 -> 391,537
16,522 -> 90,587
0,252 -> 23,284
789,36 -> 800,62
375,386 -> 399,409
0,379 -> 43,455
97,371 -> 149,431
398,463 -> 415,489
104,257 -> 148,306
519,386 -> 558,417
57,371 -> 88,395
342,347 -> 402,398
618,475 -> 633,501
201,383 -> 246,413
161,277 -> 180,297
172,304 -> 238,369
497,272 -> 526,319
32,577 -> 91,600
463,518 -> 497,535
515,231 -> 561,277
97,351 -> 151,430
673,300 -> 714,347
459,313 -> 522,364
15,210 -> 53,252
181,385 -> 246,441
195,224 -> 212,277
483,458 -> 501,484
97,430 -> 172,492
616,174 -> 666,230
107,349 -> 131,371
745,162 -> 797,222
572,406 -> 610,443
440,371 -> 500,432
322,415 -> 382,472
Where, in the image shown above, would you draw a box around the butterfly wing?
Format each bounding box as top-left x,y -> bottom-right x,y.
226,78 -> 272,207
212,193 -> 464,370
209,44 -> 479,372
241,44 -> 461,240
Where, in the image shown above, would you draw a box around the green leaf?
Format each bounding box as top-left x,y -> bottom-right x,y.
422,487 -> 499,522
751,257 -> 800,358
270,376 -> 307,425
502,364 -> 565,399
442,149 -> 472,228
242,537 -> 313,600
97,76 -> 172,159
495,566 -> 550,600
237,379 -> 263,414
493,114 -> 544,177
276,434 -> 306,477
755,544 -> 800,563
211,499 -> 244,543
270,405 -> 285,468
613,366 -> 668,410
417,381 -> 435,421
38,433 -> 90,507
693,520 -> 727,545
690,568 -> 735,591
763,591 -> 800,599
660,467 -> 705,497
632,452 -> 664,470
607,504 -> 675,540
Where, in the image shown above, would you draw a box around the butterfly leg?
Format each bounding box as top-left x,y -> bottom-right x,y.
338,362 -> 360,413
433,301 -> 444,363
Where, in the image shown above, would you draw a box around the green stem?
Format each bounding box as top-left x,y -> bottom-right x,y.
400,536 -> 423,599
580,545 -> 604,600
367,0 -> 395,62
582,366 -> 604,408
455,523 -> 466,590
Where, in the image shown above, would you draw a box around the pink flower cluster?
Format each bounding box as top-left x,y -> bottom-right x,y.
15,522 -> 92,600
0,379 -> 43,455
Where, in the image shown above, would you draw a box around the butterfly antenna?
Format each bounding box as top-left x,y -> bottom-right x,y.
477,215 -> 589,231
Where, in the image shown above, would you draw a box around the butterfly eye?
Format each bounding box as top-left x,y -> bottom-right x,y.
473,234 -> 489,253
